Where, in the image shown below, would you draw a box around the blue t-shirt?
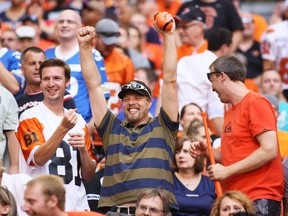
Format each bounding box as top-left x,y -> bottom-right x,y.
0,48 -> 24,98
45,47 -> 109,122
173,173 -> 216,216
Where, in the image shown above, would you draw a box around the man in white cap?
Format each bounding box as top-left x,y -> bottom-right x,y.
15,25 -> 36,52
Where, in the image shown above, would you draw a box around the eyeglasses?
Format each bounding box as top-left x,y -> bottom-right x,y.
121,82 -> 152,98
137,204 -> 164,215
97,32 -> 121,37
207,71 -> 221,82
1,38 -> 16,42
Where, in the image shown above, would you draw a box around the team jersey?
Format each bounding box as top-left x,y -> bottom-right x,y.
261,20 -> 288,88
16,102 -> 95,211
45,46 -> 109,122
0,47 -> 24,97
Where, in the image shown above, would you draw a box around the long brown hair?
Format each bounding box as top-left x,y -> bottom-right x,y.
174,136 -> 204,174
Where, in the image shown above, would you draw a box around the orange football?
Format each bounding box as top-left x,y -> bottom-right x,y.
154,12 -> 173,31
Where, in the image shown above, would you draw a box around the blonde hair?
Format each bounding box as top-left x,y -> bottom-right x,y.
210,191 -> 255,216
27,175 -> 66,211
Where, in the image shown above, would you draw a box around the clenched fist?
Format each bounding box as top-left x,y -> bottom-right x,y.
77,26 -> 96,47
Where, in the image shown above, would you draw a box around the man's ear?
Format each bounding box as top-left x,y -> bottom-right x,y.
65,79 -> 70,88
47,195 -> 58,208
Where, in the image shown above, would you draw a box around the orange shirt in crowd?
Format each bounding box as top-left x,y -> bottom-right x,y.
244,78 -> 259,92
221,91 -> 283,202
143,42 -> 163,71
278,130 -> 288,159
104,49 -> 135,85
177,40 -> 208,61
36,39 -> 56,50
252,14 -> 268,42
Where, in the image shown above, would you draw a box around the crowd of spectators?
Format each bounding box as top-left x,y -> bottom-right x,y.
0,0 -> 288,215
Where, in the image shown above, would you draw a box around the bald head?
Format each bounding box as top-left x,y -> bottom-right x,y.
58,9 -> 82,24
56,10 -> 82,42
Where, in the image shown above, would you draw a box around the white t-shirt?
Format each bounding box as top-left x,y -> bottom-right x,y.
177,50 -> 225,119
2,172 -> 32,216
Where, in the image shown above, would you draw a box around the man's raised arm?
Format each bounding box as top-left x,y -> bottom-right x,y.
78,26 -> 108,127
154,13 -> 178,122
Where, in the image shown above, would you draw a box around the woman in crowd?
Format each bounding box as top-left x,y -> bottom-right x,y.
0,186 -> 17,216
210,191 -> 256,216
186,118 -> 221,150
172,136 -> 216,215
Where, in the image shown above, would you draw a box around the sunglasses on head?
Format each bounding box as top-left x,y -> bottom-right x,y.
98,32 -> 120,37
121,83 -> 152,98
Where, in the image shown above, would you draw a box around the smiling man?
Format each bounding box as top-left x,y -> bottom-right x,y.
16,58 -> 96,211
17,46 -> 76,117
78,12 -> 179,215
190,55 -> 284,216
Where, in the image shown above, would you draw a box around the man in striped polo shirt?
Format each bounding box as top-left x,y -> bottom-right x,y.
78,13 -> 179,215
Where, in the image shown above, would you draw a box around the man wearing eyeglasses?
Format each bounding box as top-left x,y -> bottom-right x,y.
135,188 -> 171,216
78,12 -> 179,215
174,5 -> 207,60
191,55 -> 284,216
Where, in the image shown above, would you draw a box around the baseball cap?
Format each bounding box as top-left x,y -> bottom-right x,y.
95,18 -> 120,45
15,26 -> 36,39
21,15 -> 39,25
263,94 -> 278,108
175,5 -> 206,23
118,80 -> 152,99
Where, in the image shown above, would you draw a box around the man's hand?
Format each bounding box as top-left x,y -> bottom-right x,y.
77,26 -> 96,47
67,133 -> 86,152
208,163 -> 231,180
153,12 -> 175,35
60,109 -> 78,131
189,141 -> 208,158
